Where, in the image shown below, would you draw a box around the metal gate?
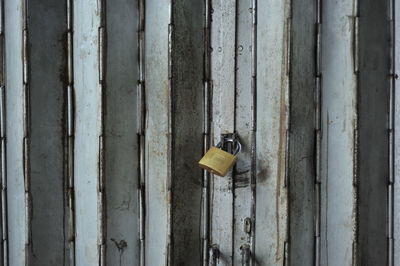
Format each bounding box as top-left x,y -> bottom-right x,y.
0,0 -> 397,265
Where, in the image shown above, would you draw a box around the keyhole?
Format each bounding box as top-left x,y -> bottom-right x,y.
244,217 -> 252,234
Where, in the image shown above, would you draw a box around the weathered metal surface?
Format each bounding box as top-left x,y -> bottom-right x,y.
104,0 -> 139,265
0,1 -> 396,265
288,0 -> 316,265
5,0 -> 27,264
320,0 -> 357,264
171,0 -> 204,265
145,0 -> 171,264
209,0 -> 236,265
357,0 -> 389,265
27,1 -> 66,265
255,0 -> 289,264
73,0 -> 102,264
233,0 -> 256,264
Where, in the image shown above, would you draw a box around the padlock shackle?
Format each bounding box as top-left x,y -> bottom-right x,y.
216,138 -> 241,155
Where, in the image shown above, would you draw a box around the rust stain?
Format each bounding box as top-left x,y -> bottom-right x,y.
275,88 -> 286,260
274,5 -> 291,260
166,189 -> 172,204
256,162 -> 269,183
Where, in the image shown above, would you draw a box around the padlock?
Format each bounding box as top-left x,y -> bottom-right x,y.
198,137 -> 241,177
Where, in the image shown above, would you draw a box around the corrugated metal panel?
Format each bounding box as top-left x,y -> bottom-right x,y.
321,1 -> 390,265
0,0 -> 394,265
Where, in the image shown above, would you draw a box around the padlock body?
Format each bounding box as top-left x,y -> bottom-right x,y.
198,146 -> 237,177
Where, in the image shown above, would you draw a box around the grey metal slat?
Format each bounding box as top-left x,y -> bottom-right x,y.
288,0 -> 316,264
170,0 -> 204,265
254,0 -> 290,265
145,0 -> 171,264
27,0 -> 67,265
357,0 -> 389,264
320,1 -> 357,264
104,0 -> 139,264
4,0 -> 26,264
73,0 -> 102,264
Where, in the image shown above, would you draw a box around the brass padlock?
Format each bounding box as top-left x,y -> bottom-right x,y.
198,137 -> 241,177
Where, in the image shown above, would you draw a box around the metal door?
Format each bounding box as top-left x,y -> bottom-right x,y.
0,0 -> 395,265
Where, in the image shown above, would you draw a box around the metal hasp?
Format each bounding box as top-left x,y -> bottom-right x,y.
218,134 -> 242,155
